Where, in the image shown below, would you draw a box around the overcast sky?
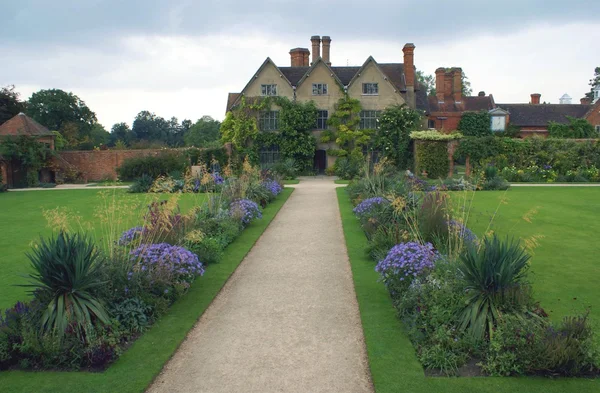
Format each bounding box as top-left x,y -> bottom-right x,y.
2,1 -> 599,129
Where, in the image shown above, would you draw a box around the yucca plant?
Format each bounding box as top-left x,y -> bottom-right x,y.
22,231 -> 110,339
458,235 -> 531,340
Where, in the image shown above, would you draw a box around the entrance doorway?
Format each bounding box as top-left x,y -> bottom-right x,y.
314,150 -> 326,174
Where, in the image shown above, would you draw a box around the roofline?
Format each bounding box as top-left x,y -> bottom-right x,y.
295,56 -> 344,89
231,57 -> 294,109
346,56 -> 403,95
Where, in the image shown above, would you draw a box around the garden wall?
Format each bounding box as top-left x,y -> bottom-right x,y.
54,149 -> 166,181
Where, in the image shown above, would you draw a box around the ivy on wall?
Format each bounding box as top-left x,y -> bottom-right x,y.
220,96 -> 317,172
414,140 -> 449,179
457,111 -> 492,137
375,104 -> 422,169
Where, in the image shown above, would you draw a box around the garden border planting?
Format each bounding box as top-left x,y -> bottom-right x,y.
0,188 -> 293,393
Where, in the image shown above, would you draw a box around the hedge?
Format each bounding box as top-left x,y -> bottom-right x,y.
414,140 -> 449,179
117,151 -> 189,181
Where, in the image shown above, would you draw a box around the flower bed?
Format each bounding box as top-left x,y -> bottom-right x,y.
0,161 -> 285,372
345,164 -> 599,377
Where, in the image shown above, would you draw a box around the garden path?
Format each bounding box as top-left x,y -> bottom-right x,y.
147,177 -> 374,393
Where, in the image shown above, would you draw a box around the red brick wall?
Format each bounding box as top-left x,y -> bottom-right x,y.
586,102 -> 600,128
428,112 -> 462,132
54,149 -> 168,182
518,126 -> 549,138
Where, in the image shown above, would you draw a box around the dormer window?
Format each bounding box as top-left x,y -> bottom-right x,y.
362,83 -> 379,95
261,84 -> 277,96
312,83 -> 328,95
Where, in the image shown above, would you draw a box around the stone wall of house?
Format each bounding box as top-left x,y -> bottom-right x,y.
53,149 -> 167,182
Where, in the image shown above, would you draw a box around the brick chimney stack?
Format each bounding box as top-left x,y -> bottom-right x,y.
322,36 -> 331,65
581,97 -> 592,105
289,48 -> 310,67
435,67 -> 446,102
402,43 -> 416,108
451,68 -> 462,102
531,93 -> 541,105
311,35 -> 321,65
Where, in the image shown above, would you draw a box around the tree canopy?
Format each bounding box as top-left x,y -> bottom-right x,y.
0,85 -> 26,126
585,67 -> 600,101
184,116 -> 221,147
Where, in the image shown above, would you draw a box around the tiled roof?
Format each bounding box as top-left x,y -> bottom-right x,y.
496,104 -> 592,126
279,66 -> 310,86
226,93 -> 241,114
415,84 -> 430,113
378,63 -> 407,91
428,95 -> 495,113
0,113 -> 53,137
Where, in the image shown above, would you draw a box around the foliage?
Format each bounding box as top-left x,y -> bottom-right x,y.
272,158 -> 298,180
0,85 -> 26,126
22,231 -> 110,339
333,155 -> 362,180
458,235 -> 532,340
230,199 -> 262,226
187,146 -> 227,168
410,131 -> 463,141
328,96 -> 370,155
584,66 -> 600,101
131,111 -> 186,147
111,298 -> 151,333
416,71 -> 436,97
375,242 -> 437,296
116,152 -> 188,181
0,135 -> 53,172
128,174 -> 154,193
548,117 -> 596,139
414,141 -> 450,178
457,111 -> 492,137
184,116 -> 221,147
220,96 -> 259,156
375,104 -> 422,169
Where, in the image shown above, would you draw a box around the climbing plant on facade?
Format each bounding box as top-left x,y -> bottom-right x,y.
324,96 -> 372,155
375,104 -> 422,169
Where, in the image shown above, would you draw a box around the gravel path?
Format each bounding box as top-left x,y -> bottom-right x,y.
147,177 -> 373,393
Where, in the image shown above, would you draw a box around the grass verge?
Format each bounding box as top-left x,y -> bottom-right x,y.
334,179 -> 350,184
337,187 -> 599,393
282,179 -> 300,185
0,188 -> 293,393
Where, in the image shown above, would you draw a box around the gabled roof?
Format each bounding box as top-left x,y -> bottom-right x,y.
346,56 -> 403,94
428,95 -> 495,113
0,113 -> 53,137
495,103 -> 592,126
226,93 -> 241,114
295,57 -> 344,88
229,57 -> 294,110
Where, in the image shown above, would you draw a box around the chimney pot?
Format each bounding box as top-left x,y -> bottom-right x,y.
402,43 -> 415,90
322,36 -> 331,66
451,67 -> 462,102
531,93 -> 541,105
581,97 -> 592,105
310,35 -> 321,65
289,48 -> 310,67
435,67 -> 446,102
478,91 -> 485,97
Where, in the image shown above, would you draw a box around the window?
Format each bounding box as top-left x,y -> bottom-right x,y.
491,116 -> 506,132
259,111 -> 279,131
261,84 -> 277,96
315,110 -> 328,129
362,83 -> 379,95
360,110 -> 381,129
259,145 -> 280,169
312,83 -> 328,95
427,119 -> 436,129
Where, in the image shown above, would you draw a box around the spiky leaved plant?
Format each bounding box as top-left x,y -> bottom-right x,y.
23,231 -> 110,339
458,235 -> 531,340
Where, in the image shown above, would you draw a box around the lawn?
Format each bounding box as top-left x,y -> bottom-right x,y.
337,187 -> 600,393
0,189 -> 208,310
0,187 -> 293,392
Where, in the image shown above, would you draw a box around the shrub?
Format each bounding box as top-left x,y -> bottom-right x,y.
458,235 -> 532,340
548,117 -> 596,138
23,231 -> 110,338
457,111 -> 492,137
272,158 -> 298,180
245,182 -> 272,207
128,174 -> 154,193
375,242 -> 437,297
117,152 -> 188,181
230,199 -> 262,226
111,298 -> 151,333
333,156 -> 361,180
414,141 -> 450,179
186,236 -> 224,265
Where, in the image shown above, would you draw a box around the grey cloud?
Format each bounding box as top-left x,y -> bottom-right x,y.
2,0 -> 600,46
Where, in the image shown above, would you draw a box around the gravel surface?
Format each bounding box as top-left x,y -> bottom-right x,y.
147,178 -> 373,393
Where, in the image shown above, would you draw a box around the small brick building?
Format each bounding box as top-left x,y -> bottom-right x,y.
0,113 -> 56,188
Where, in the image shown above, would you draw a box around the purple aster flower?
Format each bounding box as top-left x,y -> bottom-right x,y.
212,173 -> 224,185
353,197 -> 389,218
375,242 -> 437,294
118,226 -> 145,246
447,220 -> 477,244
262,179 -> 283,196
230,199 -> 262,226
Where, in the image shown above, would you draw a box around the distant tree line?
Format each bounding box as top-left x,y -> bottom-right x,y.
0,86 -> 221,150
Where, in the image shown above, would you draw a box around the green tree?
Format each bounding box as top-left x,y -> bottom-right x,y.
416,71 -> 436,96
132,111 -> 169,143
26,89 -> 97,142
461,71 -> 473,96
277,99 -> 317,172
458,111 -> 492,136
585,67 -> 600,101
110,122 -> 136,146
376,104 -> 422,169
548,117 -> 595,138
0,85 -> 26,126
184,116 -> 221,147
